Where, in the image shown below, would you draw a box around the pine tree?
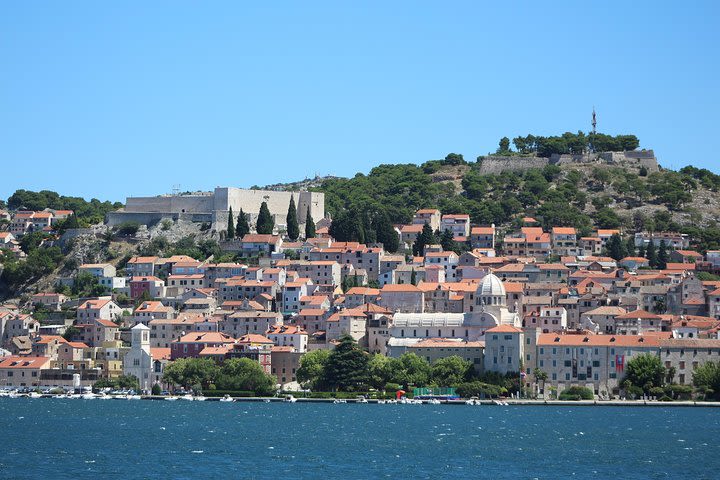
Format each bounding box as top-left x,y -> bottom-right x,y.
646,241 -> 657,268
638,243 -> 646,258
226,206 -> 235,239
410,268 -> 417,286
286,195 -> 299,241
236,208 -> 250,238
657,240 -> 668,270
305,207 -> 316,239
256,202 -> 274,234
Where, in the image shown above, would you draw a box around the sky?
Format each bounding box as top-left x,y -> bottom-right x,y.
2,1 -> 719,202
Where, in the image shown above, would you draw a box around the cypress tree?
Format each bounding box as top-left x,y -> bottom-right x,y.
606,233 -> 627,261
375,212 -> 399,253
646,241 -> 657,268
625,236 -> 636,257
305,207 -> 316,239
236,208 -> 250,238
413,223 -> 435,256
410,268 -> 417,286
256,202 -> 274,234
286,195 -> 299,241
638,243 -> 646,258
657,240 -> 668,270
226,206 -> 235,239
440,229 -> 455,252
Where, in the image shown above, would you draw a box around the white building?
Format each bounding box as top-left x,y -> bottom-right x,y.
123,324 -> 153,392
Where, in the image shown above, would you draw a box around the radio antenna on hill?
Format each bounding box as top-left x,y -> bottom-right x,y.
172,184 -> 181,196
591,107 -> 597,134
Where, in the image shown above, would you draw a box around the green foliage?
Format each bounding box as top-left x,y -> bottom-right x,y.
62,325 -> 81,341
456,381 -> 504,398
151,383 -> 162,395
94,375 -> 140,391
623,353 -> 665,394
304,207 -> 316,239
657,240 -> 668,270
645,241 -> 657,268
506,131 -> 638,157
215,358 -> 277,396
236,208 -> 250,238
693,361 -> 720,400
324,335 -> 370,391
286,196 -> 299,241
680,166 -> 720,191
442,153 -> 466,166
367,354 -> 393,390
388,353 -> 431,389
7,189 -> 122,224
116,222 -> 141,236
430,356 -> 473,386
412,223 -> 436,256
374,211 -> 399,252
226,206 -> 235,239
1,246 -> 64,290
72,271 -> 107,297
558,386 -> 594,400
162,357 -> 220,391
256,201 -> 274,234
296,349 -> 331,390
606,233 -> 627,261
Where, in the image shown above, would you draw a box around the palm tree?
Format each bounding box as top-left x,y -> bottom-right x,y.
533,368 -> 548,398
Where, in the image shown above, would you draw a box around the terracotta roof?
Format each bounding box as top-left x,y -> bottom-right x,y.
486,324 -> 523,333
381,284 -> 422,293
615,309 -> 662,320
410,338 -> 485,348
0,356 -> 50,368
237,333 -> 273,344
177,332 -> 235,343
471,227 -> 495,235
539,332 -> 671,347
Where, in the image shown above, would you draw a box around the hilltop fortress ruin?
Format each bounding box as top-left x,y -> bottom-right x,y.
107,187 -> 325,232
477,149 -> 659,175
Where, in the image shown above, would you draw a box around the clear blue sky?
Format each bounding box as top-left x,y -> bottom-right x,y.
2,1 -> 719,202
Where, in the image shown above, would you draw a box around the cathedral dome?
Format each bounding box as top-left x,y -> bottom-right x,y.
479,273 -> 506,297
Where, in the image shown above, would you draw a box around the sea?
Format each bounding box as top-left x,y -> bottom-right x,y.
1,398 -> 719,479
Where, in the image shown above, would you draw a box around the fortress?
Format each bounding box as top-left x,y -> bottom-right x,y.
477,150 -> 659,175
106,187 -> 325,232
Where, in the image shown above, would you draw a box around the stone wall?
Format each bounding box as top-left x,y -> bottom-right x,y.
477,155 -> 550,175
477,150 -> 659,175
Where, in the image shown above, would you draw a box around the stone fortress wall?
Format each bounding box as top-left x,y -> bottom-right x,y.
477,150 -> 659,175
107,187 -> 324,232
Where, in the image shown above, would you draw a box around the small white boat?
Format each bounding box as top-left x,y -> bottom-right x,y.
263,399 -> 271,403
377,399 -> 386,404
283,395 -> 297,403
164,396 -> 179,401
219,395 -> 234,403
29,392 -> 42,399
427,398 -> 441,405
465,399 -> 478,405
180,394 -> 194,401
81,393 -> 96,400
356,397 -> 368,404
333,399 -> 347,404
127,395 -> 141,400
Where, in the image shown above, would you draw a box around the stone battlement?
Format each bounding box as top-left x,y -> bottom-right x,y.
477,150 -> 659,175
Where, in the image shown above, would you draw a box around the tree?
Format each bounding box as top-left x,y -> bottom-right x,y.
324,335 -> 370,391
623,353 -> 665,394
256,201 -> 274,234
304,206 -> 316,239
625,236 -> 636,257
296,349 -> 331,390
286,195 -> 299,241
693,361 -> 720,400
657,240 -> 668,270
533,368 -> 548,396
606,233 -> 627,261
646,241 -> 658,268
216,358 -> 276,396
226,206 -> 235,239
367,354 -> 393,390
162,358 -> 219,392
412,223 -> 436,256
410,268 -> 417,286
151,383 -> 162,395
389,353 -> 431,389
374,211 -> 398,253
497,137 -> 511,154
440,229 -> 455,252
236,208 -> 250,238
431,356 -> 472,386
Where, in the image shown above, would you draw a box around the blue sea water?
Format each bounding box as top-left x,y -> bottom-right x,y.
1,399 -> 719,479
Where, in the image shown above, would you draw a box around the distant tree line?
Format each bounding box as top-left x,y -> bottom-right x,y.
493,131 -> 640,157
7,189 -> 123,225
